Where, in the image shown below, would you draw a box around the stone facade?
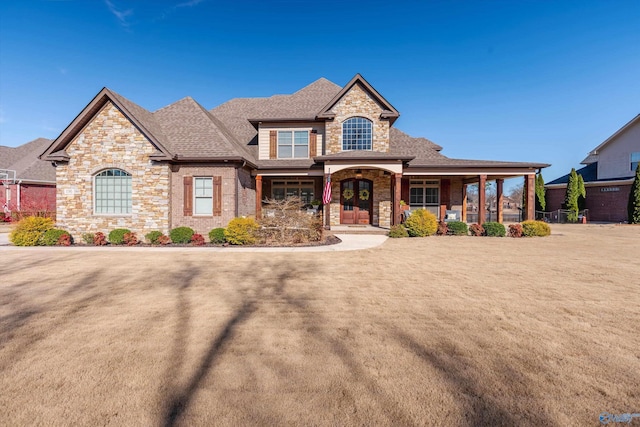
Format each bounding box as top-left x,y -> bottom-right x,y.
56,102 -> 171,240
325,83 -> 390,155
328,169 -> 392,227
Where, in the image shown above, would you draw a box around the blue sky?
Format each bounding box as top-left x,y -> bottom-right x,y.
0,0 -> 638,187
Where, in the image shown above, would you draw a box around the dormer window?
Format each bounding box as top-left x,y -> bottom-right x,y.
278,130 -> 309,158
342,117 -> 372,151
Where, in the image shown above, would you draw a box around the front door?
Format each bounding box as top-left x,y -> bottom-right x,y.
340,179 -> 372,224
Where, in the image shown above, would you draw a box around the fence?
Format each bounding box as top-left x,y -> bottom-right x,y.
538,209 -> 589,224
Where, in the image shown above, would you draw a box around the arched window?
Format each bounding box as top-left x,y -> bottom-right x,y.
342,117 -> 372,151
94,169 -> 132,214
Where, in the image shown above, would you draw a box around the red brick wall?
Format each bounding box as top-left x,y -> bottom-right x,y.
1,183 -> 56,215
545,184 -> 632,222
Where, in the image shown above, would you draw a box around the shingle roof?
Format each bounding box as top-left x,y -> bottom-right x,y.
546,163 -> 598,185
2,138 -> 55,182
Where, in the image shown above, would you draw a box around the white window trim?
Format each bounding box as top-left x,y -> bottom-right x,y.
631,152 -> 640,172
193,176 -> 213,216
341,116 -> 373,151
93,168 -> 132,216
277,129 -> 310,159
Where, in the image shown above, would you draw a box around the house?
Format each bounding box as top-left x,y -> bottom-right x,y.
546,114 -> 640,222
40,74 -> 548,239
1,138 -> 56,219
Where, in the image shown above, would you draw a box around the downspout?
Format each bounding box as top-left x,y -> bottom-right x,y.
17,180 -> 22,211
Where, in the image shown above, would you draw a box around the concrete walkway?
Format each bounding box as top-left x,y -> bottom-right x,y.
0,232 -> 388,252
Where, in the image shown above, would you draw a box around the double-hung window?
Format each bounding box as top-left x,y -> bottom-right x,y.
194,177 -> 213,215
278,130 -> 309,158
342,117 -> 372,151
94,169 -> 131,214
409,179 -> 440,217
631,152 -> 640,172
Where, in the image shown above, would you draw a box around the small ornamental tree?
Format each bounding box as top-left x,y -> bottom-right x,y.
564,168 -> 580,222
628,164 -> 640,224
577,174 -> 586,211
535,173 -> 546,212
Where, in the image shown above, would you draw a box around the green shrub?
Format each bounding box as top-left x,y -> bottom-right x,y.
482,222 -> 506,237
447,221 -> 468,236
508,223 -> 523,238
9,216 -> 54,246
469,223 -> 484,237
82,233 -> 95,245
145,231 -> 164,244
225,217 -> 259,245
170,226 -> 195,244
108,228 -> 131,245
521,220 -> 551,237
42,229 -> 72,246
388,224 -> 409,238
404,208 -> 438,237
209,227 -> 227,244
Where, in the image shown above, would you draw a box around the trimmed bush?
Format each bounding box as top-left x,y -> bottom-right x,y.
388,224 -> 409,238
404,208 -> 438,237
9,216 -> 54,246
447,221 -> 468,236
145,231 -> 164,244
123,232 -> 138,246
170,226 -> 195,244
225,217 -> 259,245
94,232 -> 107,246
191,233 -> 205,246
482,222 -> 506,237
521,220 -> 551,237
436,221 -> 448,236
469,223 -> 484,237
42,229 -> 72,246
209,227 -> 226,244
508,223 -> 524,238
82,233 -> 95,245
109,228 -> 131,245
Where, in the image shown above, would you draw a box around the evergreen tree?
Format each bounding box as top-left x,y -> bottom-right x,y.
535,173 -> 546,212
628,164 -> 640,224
564,168 -> 579,222
577,174 -> 586,211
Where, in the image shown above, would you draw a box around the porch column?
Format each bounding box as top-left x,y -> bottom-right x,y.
461,184 -> 468,223
478,175 -> 487,224
496,178 -> 504,224
255,175 -> 262,219
439,179 -> 450,221
394,173 -> 402,225
324,173 -> 331,230
525,174 -> 535,220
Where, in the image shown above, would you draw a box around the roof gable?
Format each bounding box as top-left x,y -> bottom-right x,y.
41,88 -> 173,161
581,114 -> 640,164
317,74 -> 400,124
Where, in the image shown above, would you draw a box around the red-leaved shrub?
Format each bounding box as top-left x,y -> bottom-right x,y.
469,223 -> 485,236
508,223 -> 524,238
94,232 -> 107,246
191,233 -> 205,246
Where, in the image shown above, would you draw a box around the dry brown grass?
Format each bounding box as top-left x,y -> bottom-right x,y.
1,224 -> 638,426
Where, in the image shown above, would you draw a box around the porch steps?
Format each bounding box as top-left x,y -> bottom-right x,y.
327,225 -> 390,235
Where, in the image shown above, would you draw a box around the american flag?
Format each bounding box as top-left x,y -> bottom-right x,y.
322,176 -> 332,204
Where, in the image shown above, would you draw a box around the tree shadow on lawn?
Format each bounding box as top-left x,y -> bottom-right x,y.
159,258 -> 423,427
387,326 -> 556,426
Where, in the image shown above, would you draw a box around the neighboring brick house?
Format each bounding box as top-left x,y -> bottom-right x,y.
40,74 -> 548,239
546,114 -> 640,222
1,138 -> 56,219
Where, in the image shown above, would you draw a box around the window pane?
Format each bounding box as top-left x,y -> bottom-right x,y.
294,145 -> 307,158
95,169 -> 131,214
410,187 -> 423,205
195,197 -> 212,215
342,117 -> 372,151
273,188 -> 285,200
425,188 -> 439,205
279,145 -> 292,158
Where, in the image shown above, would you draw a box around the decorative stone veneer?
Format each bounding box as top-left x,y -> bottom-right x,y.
56,102 -> 170,240
170,164 -> 245,234
325,83 -> 390,155
328,169 -> 392,227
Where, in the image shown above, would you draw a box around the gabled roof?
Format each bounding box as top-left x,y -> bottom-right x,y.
316,74 -> 400,124
2,138 -> 55,182
581,114 -> 640,164
546,163 -> 597,185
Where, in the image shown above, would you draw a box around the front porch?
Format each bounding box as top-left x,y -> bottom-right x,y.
254,167 -> 538,229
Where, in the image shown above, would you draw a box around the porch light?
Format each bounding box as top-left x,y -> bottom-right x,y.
355,169 -> 363,179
